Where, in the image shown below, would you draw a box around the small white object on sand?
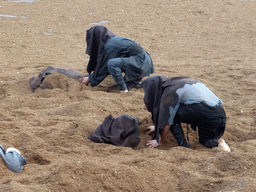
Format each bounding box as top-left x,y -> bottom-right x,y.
6,148 -> 21,154
218,138 -> 231,152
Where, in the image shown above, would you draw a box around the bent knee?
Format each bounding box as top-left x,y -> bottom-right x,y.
107,60 -> 115,70
107,59 -> 123,73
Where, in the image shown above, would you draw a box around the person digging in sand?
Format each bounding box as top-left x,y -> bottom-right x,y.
142,75 -> 231,152
80,25 -> 154,92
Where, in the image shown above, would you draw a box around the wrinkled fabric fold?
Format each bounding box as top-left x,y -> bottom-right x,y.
88,114 -> 140,148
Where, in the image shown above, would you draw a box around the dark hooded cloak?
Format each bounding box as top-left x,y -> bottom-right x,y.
142,75 -> 224,146
86,25 -> 116,75
141,75 -> 199,143
141,75 -> 169,142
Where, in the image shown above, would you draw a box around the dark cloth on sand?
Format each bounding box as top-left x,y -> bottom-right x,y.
88,114 -> 140,148
29,66 -> 84,91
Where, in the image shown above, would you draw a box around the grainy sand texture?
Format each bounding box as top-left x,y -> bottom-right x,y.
0,0 -> 255,191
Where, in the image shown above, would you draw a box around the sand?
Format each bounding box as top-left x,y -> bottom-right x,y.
0,0 -> 255,191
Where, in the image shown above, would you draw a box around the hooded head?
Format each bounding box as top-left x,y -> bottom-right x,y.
141,75 -> 169,113
86,25 -> 116,75
141,75 -> 169,142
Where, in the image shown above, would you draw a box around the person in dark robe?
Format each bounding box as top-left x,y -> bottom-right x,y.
88,114 -> 140,148
80,25 -> 155,92
141,75 -> 231,152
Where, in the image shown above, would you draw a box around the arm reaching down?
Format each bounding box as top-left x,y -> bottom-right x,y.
80,76 -> 90,85
160,125 -> 170,143
147,125 -> 170,148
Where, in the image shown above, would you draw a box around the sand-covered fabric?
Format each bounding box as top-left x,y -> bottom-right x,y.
29,66 -> 84,91
0,0 -> 256,191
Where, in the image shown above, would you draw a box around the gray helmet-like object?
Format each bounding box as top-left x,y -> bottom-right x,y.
0,145 -> 28,173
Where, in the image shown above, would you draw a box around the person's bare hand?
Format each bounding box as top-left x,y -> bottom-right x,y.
145,125 -> 155,135
80,76 -> 90,86
146,139 -> 159,148
79,76 -> 84,83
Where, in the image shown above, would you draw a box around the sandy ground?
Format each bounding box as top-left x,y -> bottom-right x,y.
0,0 -> 255,191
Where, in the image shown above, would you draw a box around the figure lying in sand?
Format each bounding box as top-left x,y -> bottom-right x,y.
141,75 -> 231,152
29,66 -> 85,91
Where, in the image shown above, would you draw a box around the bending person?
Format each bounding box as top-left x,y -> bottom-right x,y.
142,75 -> 231,152
80,25 -> 154,92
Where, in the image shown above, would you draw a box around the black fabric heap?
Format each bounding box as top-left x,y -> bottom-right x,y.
88,114 -> 140,148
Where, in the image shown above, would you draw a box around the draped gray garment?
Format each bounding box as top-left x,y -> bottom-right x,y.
0,146 -> 27,173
